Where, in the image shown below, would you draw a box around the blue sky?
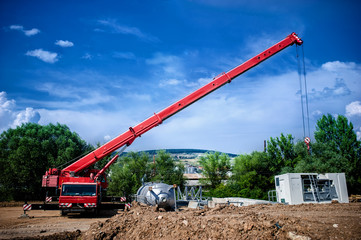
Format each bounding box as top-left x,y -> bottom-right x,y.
1,0 -> 360,154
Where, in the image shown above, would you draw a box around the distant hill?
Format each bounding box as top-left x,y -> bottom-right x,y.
123,149 -> 238,158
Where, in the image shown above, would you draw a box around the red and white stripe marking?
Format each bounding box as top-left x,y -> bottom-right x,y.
84,203 -> 96,208
59,203 -> 72,208
125,203 -> 132,209
120,197 -> 126,202
45,197 -> 52,203
23,204 -> 32,211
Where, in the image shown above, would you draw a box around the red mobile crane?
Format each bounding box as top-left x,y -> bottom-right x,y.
40,33 -> 303,215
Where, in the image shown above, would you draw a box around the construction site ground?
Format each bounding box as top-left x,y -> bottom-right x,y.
0,202 -> 360,240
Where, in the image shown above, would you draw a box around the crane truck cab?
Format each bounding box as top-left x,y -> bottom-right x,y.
59,182 -> 101,215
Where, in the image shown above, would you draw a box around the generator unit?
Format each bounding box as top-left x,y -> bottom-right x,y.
274,173 -> 349,205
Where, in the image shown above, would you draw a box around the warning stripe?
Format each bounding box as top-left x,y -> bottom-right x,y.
84,203 -> 96,208
120,197 -> 126,202
23,204 -> 32,211
59,203 -> 72,208
45,197 -> 52,203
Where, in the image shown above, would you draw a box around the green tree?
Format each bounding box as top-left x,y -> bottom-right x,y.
150,150 -> 185,188
0,123 -> 92,201
108,152 -> 151,199
297,114 -> 361,194
294,142 -> 348,173
199,152 -> 231,188
108,150 -> 185,198
315,114 -> 359,160
267,133 -> 297,174
229,151 -> 273,200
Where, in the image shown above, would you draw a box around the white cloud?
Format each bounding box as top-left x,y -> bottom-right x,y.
146,54 -> 181,66
26,49 -> 59,63
97,19 -> 159,42
0,91 -> 15,109
9,25 -> 23,30
24,28 -> 40,36
0,92 -> 41,133
136,59 -> 361,153
5,53 -> 360,154
0,91 -> 16,131
55,40 -> 74,47
322,61 -> 356,72
7,57 -> 357,154
146,53 -> 193,89
308,78 -> 351,99
124,93 -> 152,102
312,110 -> 323,118
159,78 -> 182,87
197,77 -> 212,85
145,52 -> 218,91
346,101 -> 361,117
11,108 -> 40,128
37,109 -> 135,146
82,53 -> 93,60
113,52 -> 136,60
104,135 -> 111,141
305,62 -> 361,115
356,127 -> 361,141
243,33 -> 280,59
9,25 -> 40,36
158,78 -> 199,88
33,75 -> 120,109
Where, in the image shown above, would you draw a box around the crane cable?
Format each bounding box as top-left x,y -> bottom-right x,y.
296,44 -> 311,141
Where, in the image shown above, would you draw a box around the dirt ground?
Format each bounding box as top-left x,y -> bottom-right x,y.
0,206 -> 118,240
1,202 -> 361,240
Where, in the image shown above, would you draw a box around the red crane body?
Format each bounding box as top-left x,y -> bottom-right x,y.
42,33 -> 303,214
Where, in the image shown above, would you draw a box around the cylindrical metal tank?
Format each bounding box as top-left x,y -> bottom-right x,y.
136,182 -> 175,209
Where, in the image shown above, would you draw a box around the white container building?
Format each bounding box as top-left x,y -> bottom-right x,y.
274,173 -> 349,205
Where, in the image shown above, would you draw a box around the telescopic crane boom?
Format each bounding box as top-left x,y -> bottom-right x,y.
43,32 -> 303,188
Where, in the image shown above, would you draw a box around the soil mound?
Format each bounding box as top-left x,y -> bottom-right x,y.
82,202 -> 361,240
2,202 -> 360,239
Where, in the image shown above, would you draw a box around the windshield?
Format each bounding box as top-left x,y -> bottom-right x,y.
61,184 -> 96,196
